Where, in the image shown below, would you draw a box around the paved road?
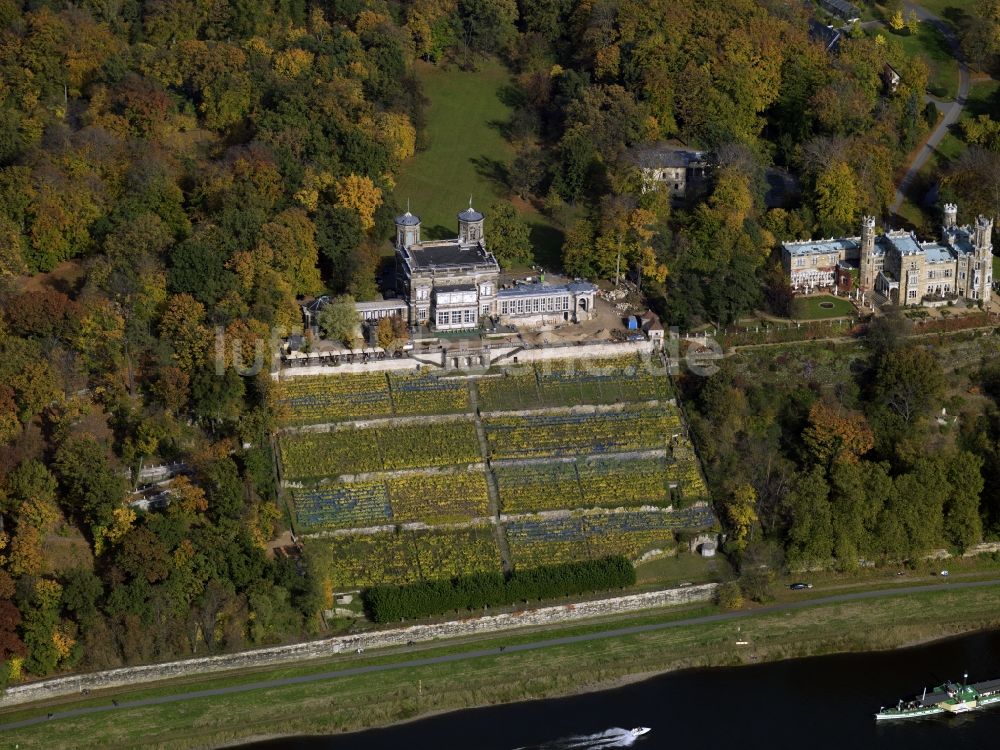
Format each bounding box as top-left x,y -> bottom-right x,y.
890,3 -> 970,215
3,578 -> 1000,734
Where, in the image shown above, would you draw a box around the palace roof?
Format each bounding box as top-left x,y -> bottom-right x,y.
404,240 -> 497,270
498,281 -> 596,298
782,237 -> 859,257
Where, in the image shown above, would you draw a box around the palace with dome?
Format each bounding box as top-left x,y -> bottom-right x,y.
393,203 -> 596,331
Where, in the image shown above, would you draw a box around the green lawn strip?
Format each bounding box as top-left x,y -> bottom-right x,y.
7,586 -> 1000,749
393,59 -> 563,264
790,295 -> 855,320
0,603 -> 718,722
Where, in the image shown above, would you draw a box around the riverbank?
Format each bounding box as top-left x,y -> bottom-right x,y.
4,583 -> 1000,749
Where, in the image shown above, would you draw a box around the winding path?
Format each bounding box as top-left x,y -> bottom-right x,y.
890,3 -> 971,215
3,578 -> 999,734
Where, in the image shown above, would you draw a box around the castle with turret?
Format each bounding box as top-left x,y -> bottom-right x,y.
781,204 -> 993,306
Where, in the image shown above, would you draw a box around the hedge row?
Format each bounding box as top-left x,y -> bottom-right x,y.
363,556 -> 636,623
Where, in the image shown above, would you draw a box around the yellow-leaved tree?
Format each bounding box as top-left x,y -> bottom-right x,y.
725,484 -> 759,550
335,174 -> 382,230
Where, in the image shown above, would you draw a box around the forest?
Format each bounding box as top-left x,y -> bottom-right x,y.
0,0 -> 998,686
685,312 -> 1000,602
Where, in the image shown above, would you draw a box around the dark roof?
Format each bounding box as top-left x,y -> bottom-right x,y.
634,144 -> 707,170
808,19 -> 842,51
818,0 -> 860,19
458,206 -> 484,222
407,240 -> 495,269
303,295 -> 330,314
395,211 -> 421,226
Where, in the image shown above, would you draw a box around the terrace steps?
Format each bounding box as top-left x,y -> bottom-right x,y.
471,381 -> 513,573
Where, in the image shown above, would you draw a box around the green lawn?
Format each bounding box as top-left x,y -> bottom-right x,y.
635,552 -> 732,587
885,23 -> 959,100
791,294 -> 856,320
910,1 -> 972,31
395,60 -> 564,266
965,78 -> 1000,119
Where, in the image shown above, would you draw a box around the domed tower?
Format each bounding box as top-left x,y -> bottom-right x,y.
859,215 -> 877,292
395,207 -> 421,250
458,199 -> 485,245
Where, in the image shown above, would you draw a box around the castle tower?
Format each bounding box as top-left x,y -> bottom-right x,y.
457,199 -> 485,245
974,215 -> 993,252
975,215 -> 993,303
395,207 -> 421,250
859,215 -> 877,292
944,203 -> 958,229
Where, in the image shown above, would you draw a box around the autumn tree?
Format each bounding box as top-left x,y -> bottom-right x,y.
0,600 -> 25,661
724,484 -> 759,551
335,174 -> 382,231
802,402 -> 875,468
159,294 -> 212,376
815,161 -> 859,236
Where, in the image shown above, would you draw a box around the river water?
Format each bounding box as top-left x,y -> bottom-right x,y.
247,629 -> 1000,749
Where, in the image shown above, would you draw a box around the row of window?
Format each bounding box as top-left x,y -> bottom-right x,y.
499,295 -> 571,316
793,255 -> 835,268
926,269 -> 952,279
436,309 -> 477,326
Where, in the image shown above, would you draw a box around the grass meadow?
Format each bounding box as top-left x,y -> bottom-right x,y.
394,59 -> 565,266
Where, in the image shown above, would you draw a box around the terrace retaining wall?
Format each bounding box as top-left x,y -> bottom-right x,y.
274,340 -> 660,380
0,583 -> 717,708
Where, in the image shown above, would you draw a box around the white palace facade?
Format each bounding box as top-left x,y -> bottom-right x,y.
393,204 -> 596,330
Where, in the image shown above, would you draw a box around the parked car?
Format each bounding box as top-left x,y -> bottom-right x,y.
939,570 -> 949,577
789,582 -> 813,590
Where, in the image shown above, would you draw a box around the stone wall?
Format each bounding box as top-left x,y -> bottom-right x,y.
275,356 -> 422,379
491,340 -> 654,365
273,339 -> 660,381
0,583 -> 716,708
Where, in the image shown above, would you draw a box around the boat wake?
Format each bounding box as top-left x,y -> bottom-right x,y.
513,727 -> 643,750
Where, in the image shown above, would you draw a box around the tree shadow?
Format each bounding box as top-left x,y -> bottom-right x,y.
470,155 -> 509,193
422,223 -> 455,240
966,85 -> 1000,120
940,7 -> 970,30
487,118 -> 514,141
496,83 -> 526,109
529,222 -> 565,271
